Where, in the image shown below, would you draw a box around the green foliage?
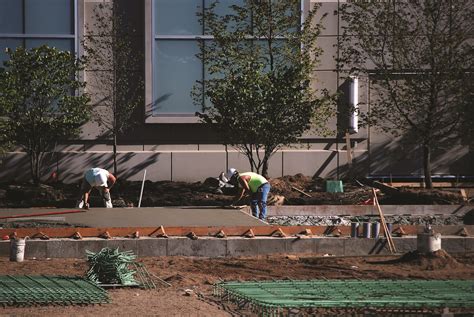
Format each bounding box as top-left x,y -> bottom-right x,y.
0,45 -> 91,183
193,0 -> 332,176
339,0 -> 473,188
82,2 -> 144,176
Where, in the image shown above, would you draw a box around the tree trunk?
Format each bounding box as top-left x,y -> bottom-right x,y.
29,152 -> 37,184
422,144 -> 433,189
113,133 -> 118,177
261,157 -> 269,179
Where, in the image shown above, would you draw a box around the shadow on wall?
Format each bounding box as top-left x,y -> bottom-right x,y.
0,151 -> 162,184
322,132 -> 474,179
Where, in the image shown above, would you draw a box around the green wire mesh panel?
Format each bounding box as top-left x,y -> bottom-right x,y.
86,248 -> 156,289
0,275 -> 109,306
215,279 -> 474,312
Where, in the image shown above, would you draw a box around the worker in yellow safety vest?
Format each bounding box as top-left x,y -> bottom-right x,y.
226,168 -> 271,221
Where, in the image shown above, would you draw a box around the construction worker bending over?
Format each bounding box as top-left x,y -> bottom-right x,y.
226,168 -> 271,220
78,168 -> 116,209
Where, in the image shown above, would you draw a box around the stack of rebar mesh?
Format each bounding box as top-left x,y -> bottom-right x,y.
86,247 -> 155,289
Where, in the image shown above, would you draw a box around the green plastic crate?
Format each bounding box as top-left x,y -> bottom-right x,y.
326,180 -> 344,193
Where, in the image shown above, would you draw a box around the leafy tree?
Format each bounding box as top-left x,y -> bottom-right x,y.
339,0 -> 473,188
0,45 -> 91,183
193,0 -> 332,177
82,2 -> 143,177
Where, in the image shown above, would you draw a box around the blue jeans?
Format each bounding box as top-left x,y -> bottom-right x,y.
250,183 -> 271,220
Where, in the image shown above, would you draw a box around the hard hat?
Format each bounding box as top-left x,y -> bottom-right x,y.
225,168 -> 237,181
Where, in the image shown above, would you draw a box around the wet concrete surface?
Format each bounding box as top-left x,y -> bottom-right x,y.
0,207 -> 268,228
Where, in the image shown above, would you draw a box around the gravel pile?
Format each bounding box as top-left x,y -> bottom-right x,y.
267,215 -> 464,226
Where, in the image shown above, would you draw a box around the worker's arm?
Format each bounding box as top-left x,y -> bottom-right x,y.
233,175 -> 251,204
107,173 -> 116,189
83,190 -> 91,209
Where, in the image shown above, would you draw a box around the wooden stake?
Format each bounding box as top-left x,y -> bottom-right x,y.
372,188 -> 396,253
291,186 -> 311,198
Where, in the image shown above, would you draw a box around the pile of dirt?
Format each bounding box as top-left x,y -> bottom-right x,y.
383,249 -> 461,270
0,175 -> 469,208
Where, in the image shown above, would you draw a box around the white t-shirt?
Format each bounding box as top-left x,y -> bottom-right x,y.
84,168 -> 110,187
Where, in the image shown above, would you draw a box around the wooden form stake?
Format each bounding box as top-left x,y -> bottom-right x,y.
372,188 -> 397,253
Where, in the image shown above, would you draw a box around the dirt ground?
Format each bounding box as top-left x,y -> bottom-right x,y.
1,251 -> 474,316
0,174 -> 470,209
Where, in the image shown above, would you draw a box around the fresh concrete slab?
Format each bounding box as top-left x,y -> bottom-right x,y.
0,207 -> 267,228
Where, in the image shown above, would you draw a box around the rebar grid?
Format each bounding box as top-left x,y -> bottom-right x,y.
214,279 -> 474,315
0,275 -> 109,306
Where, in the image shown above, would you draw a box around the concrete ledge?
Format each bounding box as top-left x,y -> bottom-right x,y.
1,236 -> 473,259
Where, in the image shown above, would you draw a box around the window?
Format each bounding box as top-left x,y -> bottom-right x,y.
151,0 -> 298,121
0,0 -> 76,64
151,0 -> 244,120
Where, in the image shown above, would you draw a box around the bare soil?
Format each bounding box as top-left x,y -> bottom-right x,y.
1,252 -> 474,316
0,174 -> 469,209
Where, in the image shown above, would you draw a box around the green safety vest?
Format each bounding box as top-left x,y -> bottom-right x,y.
240,172 -> 268,193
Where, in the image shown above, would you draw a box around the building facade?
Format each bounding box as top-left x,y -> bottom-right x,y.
0,0 -> 472,183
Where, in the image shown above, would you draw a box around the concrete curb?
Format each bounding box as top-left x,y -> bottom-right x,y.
1,236 -> 473,259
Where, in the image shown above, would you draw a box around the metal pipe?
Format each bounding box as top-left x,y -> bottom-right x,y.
138,169 -> 147,208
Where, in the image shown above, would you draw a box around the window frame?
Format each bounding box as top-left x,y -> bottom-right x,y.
145,0 -> 304,124
0,0 -> 78,63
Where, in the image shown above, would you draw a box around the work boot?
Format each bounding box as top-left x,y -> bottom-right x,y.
104,199 -> 113,208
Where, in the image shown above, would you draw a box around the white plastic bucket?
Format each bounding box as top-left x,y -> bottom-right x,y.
10,238 -> 26,262
417,232 -> 441,253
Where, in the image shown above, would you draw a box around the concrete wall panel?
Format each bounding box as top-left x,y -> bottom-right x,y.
58,152 -> 114,183
24,240 -> 47,259
255,238 -> 288,255
46,240 -> 80,258
282,150 -> 337,178
287,237 -> 317,254
137,238 -> 168,257
168,237 -> 227,257
227,238 -> 261,257
172,152 -> 226,182
441,237 -> 465,254
115,152 -> 171,181
314,237 -> 344,255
